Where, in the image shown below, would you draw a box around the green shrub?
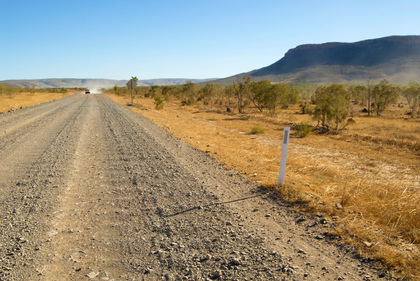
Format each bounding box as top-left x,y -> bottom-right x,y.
251,125 -> 266,134
154,95 -> 164,110
181,96 -> 196,106
113,84 -> 120,96
296,122 -> 312,138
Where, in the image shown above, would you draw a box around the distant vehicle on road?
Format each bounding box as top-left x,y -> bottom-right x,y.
85,89 -> 90,94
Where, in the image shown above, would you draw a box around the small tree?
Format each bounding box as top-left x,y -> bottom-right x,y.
200,83 -> 219,106
263,84 -> 287,116
367,78 -> 373,116
330,85 -> 351,130
234,77 -> 252,113
181,82 -> 198,105
372,79 -> 400,116
148,85 -> 160,97
313,85 -> 331,128
154,94 -> 164,110
249,80 -> 271,112
223,84 -> 236,109
286,88 -> 299,105
403,82 -> 420,118
113,84 -> 120,96
313,84 -> 351,131
348,85 -> 367,105
161,85 -> 179,101
300,101 -> 311,114
263,84 -> 299,117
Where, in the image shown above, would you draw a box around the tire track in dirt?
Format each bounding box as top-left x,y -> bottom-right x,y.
41,95 -> 127,280
0,95 -> 87,201
0,94 -> 88,279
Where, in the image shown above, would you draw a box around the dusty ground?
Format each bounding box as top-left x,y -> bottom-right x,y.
0,91 -> 72,113
106,94 -> 419,279
0,94 -> 394,280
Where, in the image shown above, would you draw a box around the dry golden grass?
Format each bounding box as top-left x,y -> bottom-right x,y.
109,93 -> 419,279
0,91 -> 74,113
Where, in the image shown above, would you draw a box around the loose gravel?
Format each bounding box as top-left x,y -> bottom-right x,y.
0,94 -> 393,280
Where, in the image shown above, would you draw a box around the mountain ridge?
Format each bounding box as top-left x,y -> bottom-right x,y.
0,78 -> 216,89
3,36 -> 420,87
215,35 -> 420,84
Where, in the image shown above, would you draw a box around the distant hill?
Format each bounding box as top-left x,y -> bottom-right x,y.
214,35 -> 420,84
0,78 -> 215,90
4,36 -> 420,87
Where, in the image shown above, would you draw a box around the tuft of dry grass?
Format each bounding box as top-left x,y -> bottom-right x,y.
250,124 -> 266,134
108,93 -> 419,279
0,91 -> 73,113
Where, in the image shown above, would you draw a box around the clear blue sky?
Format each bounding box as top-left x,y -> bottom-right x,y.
1,0 -> 419,81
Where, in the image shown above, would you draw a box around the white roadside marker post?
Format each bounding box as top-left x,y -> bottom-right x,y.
278,127 -> 290,186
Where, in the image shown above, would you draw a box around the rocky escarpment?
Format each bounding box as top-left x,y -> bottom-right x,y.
252,35 -> 420,77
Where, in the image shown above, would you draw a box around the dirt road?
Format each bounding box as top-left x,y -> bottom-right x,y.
0,94 -> 391,280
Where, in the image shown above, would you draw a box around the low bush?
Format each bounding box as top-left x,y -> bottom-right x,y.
154,95 -> 164,110
296,122 -> 312,138
251,125 -> 266,134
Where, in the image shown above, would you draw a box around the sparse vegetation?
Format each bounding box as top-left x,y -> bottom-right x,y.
0,84 -> 67,99
6,79 -> 417,277
0,84 -> 72,113
106,77 -> 420,279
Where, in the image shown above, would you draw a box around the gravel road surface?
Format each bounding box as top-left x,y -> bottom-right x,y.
0,94 -> 392,280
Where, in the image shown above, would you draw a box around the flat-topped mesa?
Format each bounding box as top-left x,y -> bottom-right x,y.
254,35 -> 420,76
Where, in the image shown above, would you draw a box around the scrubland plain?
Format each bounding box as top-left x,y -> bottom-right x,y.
108,93 -> 420,279
0,91 -> 73,113
1,90 -> 418,279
